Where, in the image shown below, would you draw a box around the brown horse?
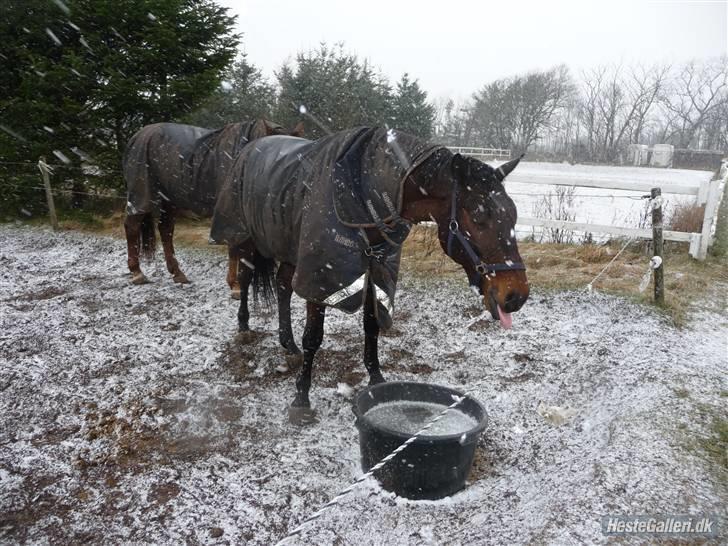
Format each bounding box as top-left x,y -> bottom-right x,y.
122,119 -> 303,291
210,127 -> 528,422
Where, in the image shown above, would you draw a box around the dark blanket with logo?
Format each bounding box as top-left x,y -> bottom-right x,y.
123,120 -> 271,217
210,127 -> 438,328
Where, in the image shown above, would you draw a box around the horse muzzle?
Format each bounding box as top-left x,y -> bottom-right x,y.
481,271 -> 529,329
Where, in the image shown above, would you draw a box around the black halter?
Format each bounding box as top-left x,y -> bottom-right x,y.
446,180 -> 526,276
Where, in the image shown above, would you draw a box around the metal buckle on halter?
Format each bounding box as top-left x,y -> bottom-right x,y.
449,220 -> 459,233
364,245 -> 386,262
475,263 -> 489,275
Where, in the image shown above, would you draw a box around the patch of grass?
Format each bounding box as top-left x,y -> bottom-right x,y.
711,177 -> 728,258
691,402 -> 728,476
57,208 -> 105,230
400,224 -> 728,327
673,401 -> 728,485
12,212 -> 727,326
667,202 -> 705,233
674,388 -> 690,399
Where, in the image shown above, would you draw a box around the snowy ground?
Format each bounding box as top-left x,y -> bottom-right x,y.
0,225 -> 726,544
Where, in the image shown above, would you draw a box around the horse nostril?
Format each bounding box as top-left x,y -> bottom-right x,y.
504,291 -> 524,312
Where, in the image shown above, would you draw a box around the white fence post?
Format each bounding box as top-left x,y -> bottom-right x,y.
694,178 -> 725,260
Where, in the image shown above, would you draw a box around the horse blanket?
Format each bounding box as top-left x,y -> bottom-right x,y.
210,127 -> 438,328
123,120 -> 276,217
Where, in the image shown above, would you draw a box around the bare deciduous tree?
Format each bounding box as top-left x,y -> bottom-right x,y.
659,57 -> 728,148
436,57 -> 726,163
468,65 -> 574,155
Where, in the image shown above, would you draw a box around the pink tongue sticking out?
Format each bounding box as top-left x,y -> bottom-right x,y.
497,305 -> 513,330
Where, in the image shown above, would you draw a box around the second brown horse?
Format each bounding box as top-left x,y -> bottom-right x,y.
122,119 -> 303,294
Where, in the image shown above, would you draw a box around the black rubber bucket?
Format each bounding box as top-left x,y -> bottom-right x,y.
353,381 -> 487,500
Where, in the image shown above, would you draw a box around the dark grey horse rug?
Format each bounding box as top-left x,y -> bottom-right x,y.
210,127 -> 438,328
123,120 -> 278,217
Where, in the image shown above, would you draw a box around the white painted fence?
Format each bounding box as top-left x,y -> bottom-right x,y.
508,168 -> 724,260
450,146 -> 511,160
449,150 -> 726,260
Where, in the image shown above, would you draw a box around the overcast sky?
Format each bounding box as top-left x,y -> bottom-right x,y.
219,0 -> 727,100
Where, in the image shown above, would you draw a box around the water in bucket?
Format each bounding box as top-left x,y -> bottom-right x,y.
364,400 -> 476,436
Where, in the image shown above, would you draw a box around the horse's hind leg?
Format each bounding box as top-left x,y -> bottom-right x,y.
236,242 -> 256,331
158,203 -> 189,284
124,214 -> 148,284
289,301 -> 325,424
227,244 -> 241,299
276,263 -> 300,355
363,283 -> 385,385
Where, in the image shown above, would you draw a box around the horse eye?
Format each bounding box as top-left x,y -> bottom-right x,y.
471,204 -> 489,224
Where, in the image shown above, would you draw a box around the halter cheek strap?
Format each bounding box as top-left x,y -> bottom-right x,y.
446,180 -> 526,276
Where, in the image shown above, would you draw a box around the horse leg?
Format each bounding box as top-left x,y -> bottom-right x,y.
363,283 -> 386,385
236,242 -> 256,332
289,302 -> 325,424
276,262 -> 300,355
227,244 -> 241,299
124,214 -> 148,284
158,203 -> 189,284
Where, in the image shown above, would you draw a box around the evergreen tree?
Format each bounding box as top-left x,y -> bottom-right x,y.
184,54 -> 275,128
390,73 -> 435,138
274,43 -> 392,139
0,0 -> 238,214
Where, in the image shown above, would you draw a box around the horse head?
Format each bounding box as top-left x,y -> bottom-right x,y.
435,153 -> 529,329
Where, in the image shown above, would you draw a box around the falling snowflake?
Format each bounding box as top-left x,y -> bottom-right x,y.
51,0 -> 70,15
52,150 -> 71,164
45,28 -> 62,46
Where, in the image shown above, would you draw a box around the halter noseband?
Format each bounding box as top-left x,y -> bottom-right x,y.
446,179 -> 526,277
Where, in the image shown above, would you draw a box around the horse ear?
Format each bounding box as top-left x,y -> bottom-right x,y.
494,154 -> 524,183
262,119 -> 277,136
451,153 -> 469,177
290,121 -> 305,137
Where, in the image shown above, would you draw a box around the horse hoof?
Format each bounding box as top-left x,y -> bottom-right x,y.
230,289 -> 241,300
283,343 -> 301,356
173,273 -> 190,284
288,405 -> 317,425
369,374 -> 386,386
131,273 -> 149,285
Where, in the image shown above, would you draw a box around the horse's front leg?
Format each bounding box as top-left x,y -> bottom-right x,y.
236,242 -> 256,331
158,203 -> 189,284
276,262 -> 300,355
363,283 -> 385,385
289,301 -> 325,424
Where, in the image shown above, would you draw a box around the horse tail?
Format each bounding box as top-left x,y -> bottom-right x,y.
140,213 -> 156,261
252,252 -> 277,307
